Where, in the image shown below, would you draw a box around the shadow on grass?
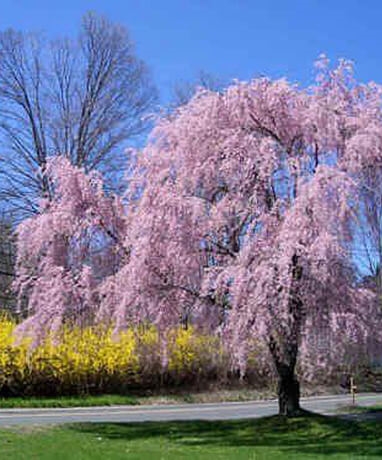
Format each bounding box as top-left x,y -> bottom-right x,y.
69,410 -> 382,457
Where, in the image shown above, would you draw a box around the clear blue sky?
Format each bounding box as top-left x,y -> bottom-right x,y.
1,0 -> 381,103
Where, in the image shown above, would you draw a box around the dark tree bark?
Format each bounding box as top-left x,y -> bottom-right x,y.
277,365 -> 301,416
269,337 -> 301,416
269,253 -> 304,416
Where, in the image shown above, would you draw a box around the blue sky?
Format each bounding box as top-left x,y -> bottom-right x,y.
1,0 -> 381,103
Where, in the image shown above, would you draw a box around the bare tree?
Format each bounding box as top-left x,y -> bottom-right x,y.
171,70 -> 223,108
0,213 -> 16,313
353,165 -> 382,303
0,12 -> 157,218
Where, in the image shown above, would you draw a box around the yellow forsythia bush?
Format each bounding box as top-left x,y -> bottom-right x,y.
167,327 -> 226,380
0,316 -> 30,390
0,317 -> 228,396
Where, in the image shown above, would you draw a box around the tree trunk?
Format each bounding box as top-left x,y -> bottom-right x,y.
278,372 -> 300,416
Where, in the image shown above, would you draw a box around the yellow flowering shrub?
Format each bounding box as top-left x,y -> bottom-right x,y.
168,327 -> 226,382
26,326 -> 139,392
0,318 -> 228,396
0,316 -> 30,390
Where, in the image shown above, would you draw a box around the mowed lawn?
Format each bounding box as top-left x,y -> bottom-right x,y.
0,412 -> 381,459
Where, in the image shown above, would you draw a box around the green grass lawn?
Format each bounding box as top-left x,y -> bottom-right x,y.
0,412 -> 381,459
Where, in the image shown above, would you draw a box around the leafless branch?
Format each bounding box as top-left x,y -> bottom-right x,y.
0,12 -> 157,219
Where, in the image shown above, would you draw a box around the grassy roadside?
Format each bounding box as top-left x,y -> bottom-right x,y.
336,403 -> 382,414
0,394 -> 140,409
0,412 -> 381,459
0,390 -> 272,409
0,385 -> 346,409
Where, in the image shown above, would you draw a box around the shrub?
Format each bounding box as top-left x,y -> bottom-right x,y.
0,318 -> 231,396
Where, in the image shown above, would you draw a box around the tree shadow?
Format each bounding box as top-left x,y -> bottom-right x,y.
69,410 -> 382,457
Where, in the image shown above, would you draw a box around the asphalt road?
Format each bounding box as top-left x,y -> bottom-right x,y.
0,393 -> 381,426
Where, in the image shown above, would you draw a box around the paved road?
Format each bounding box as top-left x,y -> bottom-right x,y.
0,393 -> 381,426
